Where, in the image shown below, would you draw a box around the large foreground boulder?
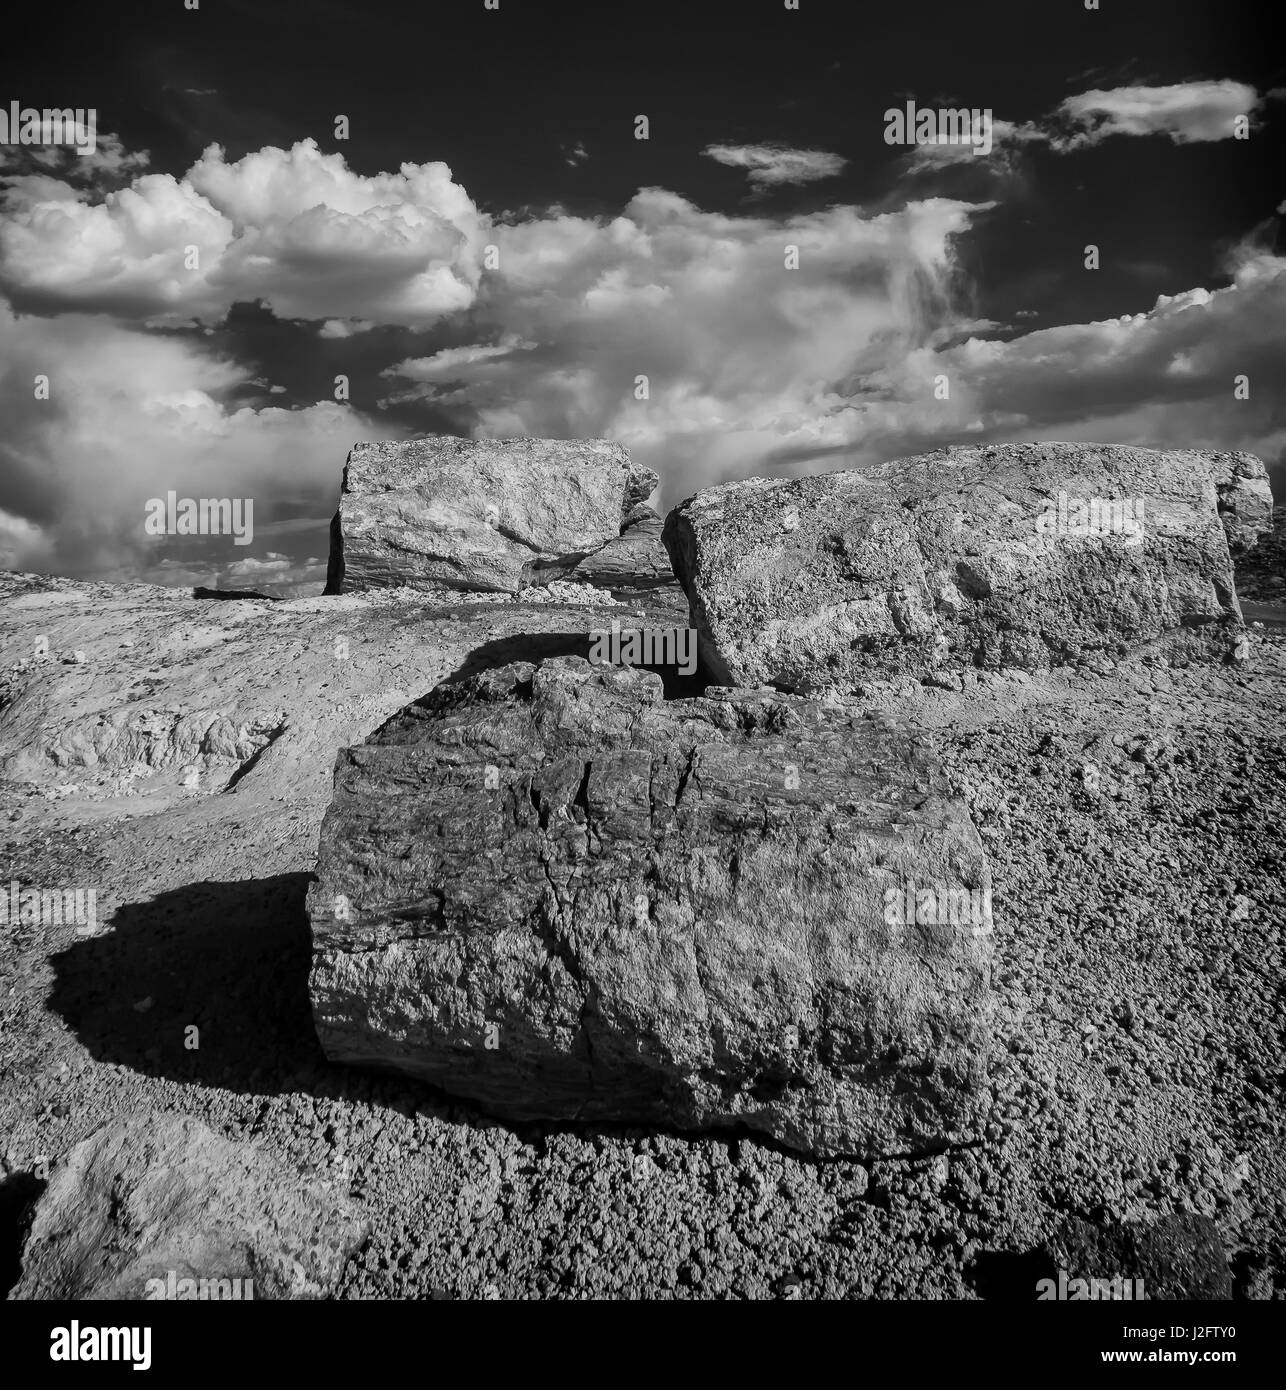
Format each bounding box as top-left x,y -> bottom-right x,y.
11,1116 -> 367,1299
326,436 -> 658,595
307,658 -> 993,1158
662,443 -> 1272,689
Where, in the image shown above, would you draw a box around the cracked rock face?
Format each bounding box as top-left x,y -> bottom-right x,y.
662,443 -> 1273,690
325,437 -> 659,595
11,1116 -> 368,1299
307,658 -> 993,1157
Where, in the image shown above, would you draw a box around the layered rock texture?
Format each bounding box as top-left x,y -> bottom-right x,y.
12,1116 -> 367,1299
325,437 -> 658,595
571,504 -> 675,593
307,658 -> 993,1158
663,443 -> 1273,690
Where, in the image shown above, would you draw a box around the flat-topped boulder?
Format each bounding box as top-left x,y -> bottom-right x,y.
662,443 -> 1273,689
306,658 -> 994,1158
325,436 -> 658,595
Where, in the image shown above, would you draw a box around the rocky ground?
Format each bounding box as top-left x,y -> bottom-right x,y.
1,524 -> 1284,1299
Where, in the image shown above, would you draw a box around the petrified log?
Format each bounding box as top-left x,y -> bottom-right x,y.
325,436 -> 657,595
307,658 -> 993,1157
662,443 -> 1273,688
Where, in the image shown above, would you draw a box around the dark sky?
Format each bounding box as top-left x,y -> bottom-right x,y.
17,2 -> 1282,247
2,0 -> 1282,590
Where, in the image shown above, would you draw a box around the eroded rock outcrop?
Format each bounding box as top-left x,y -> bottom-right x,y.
325,437 -> 657,595
1209,451 -> 1275,554
571,504 -> 675,592
307,658 -> 993,1158
11,1116 -> 367,1299
663,443 -> 1273,690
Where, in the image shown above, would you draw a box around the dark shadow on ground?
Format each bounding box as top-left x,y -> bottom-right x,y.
439,631 -> 710,700
965,1247 -> 1057,1300
0,1170 -> 44,1297
44,873 -> 512,1125
438,630 -> 592,685
48,874 -> 326,1097
191,586 -> 279,602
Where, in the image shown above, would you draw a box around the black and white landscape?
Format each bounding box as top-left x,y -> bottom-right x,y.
0,0 -> 1283,1336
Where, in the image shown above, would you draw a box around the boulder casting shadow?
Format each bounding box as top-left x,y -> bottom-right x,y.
45,874 -> 530,1134
42,869 -> 810,1158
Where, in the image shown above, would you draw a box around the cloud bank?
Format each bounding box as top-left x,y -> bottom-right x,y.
0,90 -> 1281,588
0,138 -> 483,326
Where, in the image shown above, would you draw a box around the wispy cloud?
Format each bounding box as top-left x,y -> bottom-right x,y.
904,118 -> 1045,170
901,79 -> 1278,175
702,143 -> 847,189
1049,79 -> 1272,148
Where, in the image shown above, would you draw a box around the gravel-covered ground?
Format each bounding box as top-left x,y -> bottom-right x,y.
1,558 -> 1283,1300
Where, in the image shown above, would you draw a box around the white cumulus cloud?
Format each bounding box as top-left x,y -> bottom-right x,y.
0,301 -> 395,582
0,138 -> 483,327
385,189 -> 981,494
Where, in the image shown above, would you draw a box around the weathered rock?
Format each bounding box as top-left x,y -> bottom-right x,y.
1210,451 -> 1275,554
326,436 -> 657,595
662,443 -> 1273,689
1039,1214 -> 1232,1300
0,568 -> 678,805
11,1116 -> 367,1299
307,658 -> 993,1158
664,472 -> 938,689
572,506 -> 675,591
